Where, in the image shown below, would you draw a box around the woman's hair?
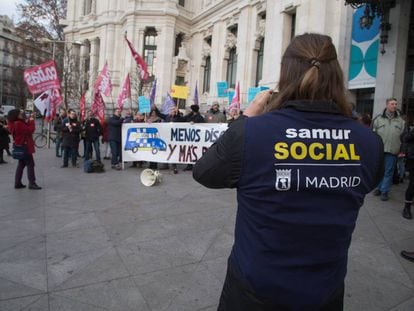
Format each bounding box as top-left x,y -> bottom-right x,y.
7,109 -> 21,122
360,113 -> 372,126
267,33 -> 351,116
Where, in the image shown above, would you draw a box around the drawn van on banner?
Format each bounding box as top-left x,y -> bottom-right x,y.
124,127 -> 167,154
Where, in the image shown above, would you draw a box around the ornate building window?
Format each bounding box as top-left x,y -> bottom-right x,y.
84,0 -> 92,15
203,56 -> 211,93
291,12 -> 296,39
255,38 -> 264,86
175,33 -> 184,57
226,48 -> 237,89
143,28 -> 158,78
179,0 -> 185,7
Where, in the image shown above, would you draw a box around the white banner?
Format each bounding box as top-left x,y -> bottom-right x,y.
122,123 -> 228,164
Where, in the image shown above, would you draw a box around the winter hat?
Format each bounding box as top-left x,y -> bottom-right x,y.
190,105 -> 199,113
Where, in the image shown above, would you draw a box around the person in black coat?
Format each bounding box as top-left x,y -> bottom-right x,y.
108,108 -> 124,169
183,105 -> 205,171
400,126 -> 414,262
84,110 -> 102,162
0,118 -> 10,164
183,105 -> 205,123
400,127 -> 414,219
155,107 -> 185,123
61,109 -> 81,168
53,108 -> 66,157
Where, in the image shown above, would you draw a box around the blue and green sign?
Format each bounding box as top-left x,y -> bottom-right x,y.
348,5 -> 380,89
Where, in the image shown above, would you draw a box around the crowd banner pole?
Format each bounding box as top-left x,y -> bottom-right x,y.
47,118 -> 51,148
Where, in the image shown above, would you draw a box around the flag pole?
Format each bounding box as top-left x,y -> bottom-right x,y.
110,92 -> 115,111
41,92 -> 52,149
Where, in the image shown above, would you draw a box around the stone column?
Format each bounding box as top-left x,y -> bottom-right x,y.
89,37 -> 100,90
157,22 -> 176,105
210,21 -> 227,99
190,32 -> 204,96
373,0 -> 411,116
261,0 -> 284,89
79,43 -> 88,92
236,6 -> 258,103
105,24 -> 116,63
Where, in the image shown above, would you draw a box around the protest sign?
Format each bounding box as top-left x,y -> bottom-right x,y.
217,81 -> 228,98
122,123 -> 228,164
139,96 -> 151,113
171,85 -> 189,99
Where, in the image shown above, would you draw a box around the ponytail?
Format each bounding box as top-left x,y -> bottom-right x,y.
265,33 -> 351,116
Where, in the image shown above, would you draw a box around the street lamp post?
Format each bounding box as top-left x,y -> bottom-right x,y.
0,67 -> 6,107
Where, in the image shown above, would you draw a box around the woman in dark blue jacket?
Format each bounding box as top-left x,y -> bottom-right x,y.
193,33 -> 383,311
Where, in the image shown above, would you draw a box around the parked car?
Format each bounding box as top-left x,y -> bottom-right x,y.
0,105 -> 15,118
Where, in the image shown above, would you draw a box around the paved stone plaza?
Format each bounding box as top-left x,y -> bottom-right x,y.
1,147 -> 414,310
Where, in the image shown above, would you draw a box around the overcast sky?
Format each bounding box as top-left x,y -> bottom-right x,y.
0,0 -> 23,21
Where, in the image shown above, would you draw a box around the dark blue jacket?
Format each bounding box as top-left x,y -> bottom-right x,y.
107,115 -> 123,142
193,100 -> 383,309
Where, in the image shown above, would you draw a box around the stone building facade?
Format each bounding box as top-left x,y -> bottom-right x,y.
63,0 -> 413,116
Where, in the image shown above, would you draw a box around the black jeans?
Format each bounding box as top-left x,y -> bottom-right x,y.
55,134 -> 63,156
86,139 -> 101,161
405,168 -> 414,202
218,259 -> 344,311
63,146 -> 78,166
109,140 -> 121,165
15,154 -> 36,185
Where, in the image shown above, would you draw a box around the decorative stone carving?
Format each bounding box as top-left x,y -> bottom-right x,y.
225,32 -> 237,50
203,27 -> 213,38
177,37 -> 190,61
202,40 -> 211,58
226,14 -> 239,27
177,59 -> 187,72
256,18 -> 266,39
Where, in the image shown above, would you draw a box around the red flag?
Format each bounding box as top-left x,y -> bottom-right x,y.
48,89 -> 63,121
79,92 -> 86,122
94,62 -> 112,96
229,81 -> 240,111
91,89 -> 106,123
117,74 -> 131,110
125,37 -> 149,81
24,60 -> 61,95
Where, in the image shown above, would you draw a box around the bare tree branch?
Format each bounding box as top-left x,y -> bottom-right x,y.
17,0 -> 67,41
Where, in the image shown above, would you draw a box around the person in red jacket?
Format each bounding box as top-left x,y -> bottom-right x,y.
7,109 -> 42,190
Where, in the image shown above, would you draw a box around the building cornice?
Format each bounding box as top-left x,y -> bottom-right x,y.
190,0 -> 265,36
64,0 -> 267,37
